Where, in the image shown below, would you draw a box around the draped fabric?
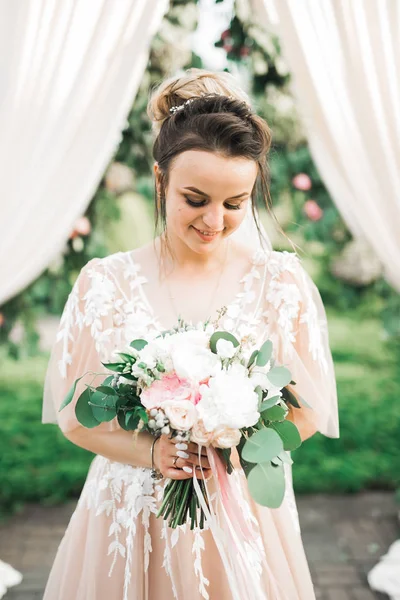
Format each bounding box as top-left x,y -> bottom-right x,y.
0,0 -> 168,305
250,0 -> 400,292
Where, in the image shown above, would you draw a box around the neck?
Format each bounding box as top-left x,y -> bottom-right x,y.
156,232 -> 230,273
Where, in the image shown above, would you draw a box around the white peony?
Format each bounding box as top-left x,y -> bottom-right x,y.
216,338 -> 237,359
172,344 -> 220,382
197,371 -> 260,432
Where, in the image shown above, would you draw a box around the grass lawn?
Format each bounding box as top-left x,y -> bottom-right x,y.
1,309 -> 399,519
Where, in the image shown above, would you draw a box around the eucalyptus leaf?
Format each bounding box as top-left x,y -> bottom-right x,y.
209,331 -> 239,354
256,340 -> 273,367
261,405 -> 286,422
130,339 -> 148,351
96,385 -> 117,395
277,450 -> 293,465
59,374 -> 85,411
260,396 -> 281,411
241,428 -> 283,463
270,421 -> 302,451
75,388 -> 100,428
247,350 -> 259,368
103,375 -> 114,386
89,391 -> 117,423
247,462 -> 285,508
255,385 -> 263,408
267,366 -> 292,388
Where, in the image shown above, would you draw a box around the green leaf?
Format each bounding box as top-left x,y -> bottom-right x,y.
256,340 -> 273,367
241,428 -> 283,463
277,450 -> 293,465
247,350 -> 259,368
116,353 -> 134,364
59,375 -> 85,411
270,421 -> 302,451
262,405 -> 286,422
130,339 -> 148,351
267,366 -> 292,388
247,462 -> 286,508
260,396 -> 281,411
89,391 -> 117,423
101,362 -> 125,373
75,388 -> 100,428
96,385 -> 117,395
209,331 -> 239,354
103,375 -> 114,386
255,385 -> 263,408
281,387 -> 301,408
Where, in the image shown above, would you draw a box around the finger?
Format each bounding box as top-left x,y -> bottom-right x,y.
171,439 -> 208,457
164,467 -> 193,481
174,458 -> 212,478
185,453 -> 211,470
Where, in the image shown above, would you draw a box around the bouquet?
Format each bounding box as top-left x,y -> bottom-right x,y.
60,318 -> 306,530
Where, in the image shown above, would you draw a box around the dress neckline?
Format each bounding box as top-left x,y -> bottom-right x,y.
126,247 -> 270,332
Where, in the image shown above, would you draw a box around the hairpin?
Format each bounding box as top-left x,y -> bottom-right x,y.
169,93 -> 236,114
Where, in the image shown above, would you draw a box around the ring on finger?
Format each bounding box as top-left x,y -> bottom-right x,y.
172,456 -> 179,467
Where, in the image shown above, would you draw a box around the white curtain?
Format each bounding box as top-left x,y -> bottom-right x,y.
251,0 -> 400,293
0,0 -> 169,305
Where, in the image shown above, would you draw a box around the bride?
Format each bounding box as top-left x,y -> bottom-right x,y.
42,68 -> 339,599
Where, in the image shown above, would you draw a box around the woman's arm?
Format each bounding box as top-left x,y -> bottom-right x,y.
64,428 -> 212,480
64,427 -> 154,468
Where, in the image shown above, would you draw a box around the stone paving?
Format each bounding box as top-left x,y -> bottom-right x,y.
0,492 -> 397,599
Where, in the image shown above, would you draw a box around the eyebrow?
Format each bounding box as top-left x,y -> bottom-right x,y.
183,186 -> 249,200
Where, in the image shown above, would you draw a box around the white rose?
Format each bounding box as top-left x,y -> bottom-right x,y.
197,371 -> 260,431
172,344 -> 220,382
216,338 -> 237,359
162,400 -> 197,431
191,420 -> 214,446
213,427 -> 242,449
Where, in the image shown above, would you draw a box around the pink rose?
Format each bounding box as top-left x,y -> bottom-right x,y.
191,420 -> 215,446
213,427 -> 242,449
303,200 -> 323,221
292,173 -> 312,191
141,373 -> 198,410
163,400 -> 197,431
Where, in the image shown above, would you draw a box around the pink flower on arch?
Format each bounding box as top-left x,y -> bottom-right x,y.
303,200 -> 323,221
292,173 -> 312,191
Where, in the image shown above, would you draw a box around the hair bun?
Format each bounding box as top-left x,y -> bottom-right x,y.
147,68 -> 252,135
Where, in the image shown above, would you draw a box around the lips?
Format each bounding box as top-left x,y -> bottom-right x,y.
192,226 -> 222,241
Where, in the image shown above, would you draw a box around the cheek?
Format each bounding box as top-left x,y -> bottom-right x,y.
226,208 -> 247,229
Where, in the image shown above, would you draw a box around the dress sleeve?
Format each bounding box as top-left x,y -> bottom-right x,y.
265,252 -> 339,439
42,258 -> 120,435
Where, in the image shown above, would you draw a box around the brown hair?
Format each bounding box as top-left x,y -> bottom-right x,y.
147,68 -> 282,253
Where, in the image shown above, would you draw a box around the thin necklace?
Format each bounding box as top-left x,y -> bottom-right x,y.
165,240 -> 230,324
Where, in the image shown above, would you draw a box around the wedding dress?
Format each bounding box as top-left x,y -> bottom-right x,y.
41,246 -> 339,600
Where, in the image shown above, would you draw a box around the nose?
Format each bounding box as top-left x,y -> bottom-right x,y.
202,205 -> 224,231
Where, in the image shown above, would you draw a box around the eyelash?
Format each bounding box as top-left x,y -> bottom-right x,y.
184,196 -> 243,210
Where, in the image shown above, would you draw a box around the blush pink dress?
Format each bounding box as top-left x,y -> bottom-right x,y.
42,248 -> 339,600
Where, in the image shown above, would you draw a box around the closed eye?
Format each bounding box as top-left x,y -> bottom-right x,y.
184,196 -> 244,210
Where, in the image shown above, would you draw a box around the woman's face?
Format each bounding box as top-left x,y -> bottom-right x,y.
155,150 -> 258,255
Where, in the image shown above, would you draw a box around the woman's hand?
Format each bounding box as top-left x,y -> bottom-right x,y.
153,434 -> 212,480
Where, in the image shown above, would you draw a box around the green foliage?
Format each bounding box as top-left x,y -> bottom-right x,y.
292,311 -> 400,493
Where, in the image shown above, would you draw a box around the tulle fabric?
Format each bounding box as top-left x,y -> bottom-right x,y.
42,248 -> 339,599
